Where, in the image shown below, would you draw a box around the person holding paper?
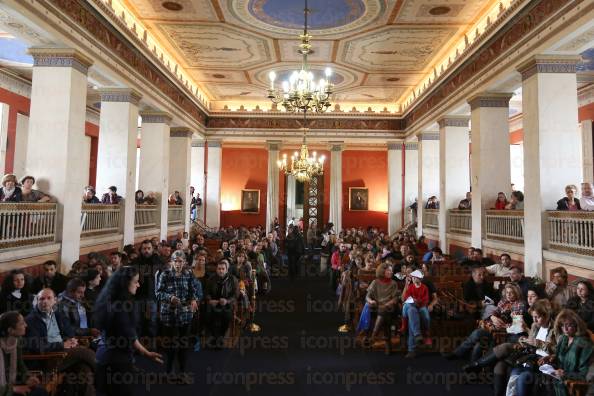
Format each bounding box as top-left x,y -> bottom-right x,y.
401,269 -> 430,359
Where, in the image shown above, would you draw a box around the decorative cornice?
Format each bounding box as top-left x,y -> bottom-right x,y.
0,69 -> 31,98
416,132 -> 440,141
170,127 -> 193,138
517,55 -> 582,81
468,93 -> 513,111
387,142 -> 403,150
206,116 -> 404,131
437,116 -> 470,128
267,141 -> 281,151
191,140 -> 205,148
330,142 -> 344,152
99,88 -> 142,106
404,142 -> 418,151
28,47 -> 93,75
140,111 -> 172,125
206,140 -> 222,148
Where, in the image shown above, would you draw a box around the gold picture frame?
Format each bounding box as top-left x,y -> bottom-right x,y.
349,187 -> 368,211
241,189 -> 260,213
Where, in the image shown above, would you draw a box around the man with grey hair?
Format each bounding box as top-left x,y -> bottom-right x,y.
580,182 -> 594,211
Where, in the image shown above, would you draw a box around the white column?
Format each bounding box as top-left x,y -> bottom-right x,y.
329,142 -> 343,233
580,120 -> 593,183
266,141 -> 280,233
437,116 -> 470,252
25,48 -> 92,271
205,140 -> 222,228
0,103 -> 9,176
517,56 -> 582,276
139,111 -> 171,240
13,113 -> 29,178
404,142 -> 418,224
286,175 -> 296,227
468,93 -> 513,248
416,132 -> 440,237
510,143 -> 525,192
387,142 -> 403,235
169,128 -> 193,233
190,141 -> 205,221
96,89 -> 142,245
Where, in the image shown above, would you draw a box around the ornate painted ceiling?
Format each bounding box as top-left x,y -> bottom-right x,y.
120,0 -> 497,110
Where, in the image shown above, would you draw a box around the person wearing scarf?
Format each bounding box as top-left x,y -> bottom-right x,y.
0,311 -> 44,396
365,262 -> 399,354
0,175 -> 22,203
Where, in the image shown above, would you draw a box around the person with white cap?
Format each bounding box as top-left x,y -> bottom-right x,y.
401,268 -> 430,358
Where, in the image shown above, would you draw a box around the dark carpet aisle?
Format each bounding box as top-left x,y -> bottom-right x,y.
138,263 -> 492,395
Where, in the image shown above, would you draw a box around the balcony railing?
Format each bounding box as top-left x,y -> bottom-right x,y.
80,204 -> 121,237
168,205 -> 184,225
547,211 -> 594,256
448,209 -> 471,235
423,209 -> 439,229
0,203 -> 57,249
135,204 -> 158,230
485,210 -> 524,244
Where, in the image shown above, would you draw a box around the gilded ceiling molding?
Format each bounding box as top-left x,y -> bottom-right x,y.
99,88 -> 142,106
467,93 -> 513,110
516,55 -> 582,81
46,0 -> 207,125
28,47 -> 93,75
436,116 -> 470,128
205,117 -> 403,131
170,127 -> 193,138
140,111 -> 172,125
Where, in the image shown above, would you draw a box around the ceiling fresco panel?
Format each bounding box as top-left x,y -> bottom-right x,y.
279,39 -> 333,62
205,83 -> 269,100
126,0 -> 219,21
187,69 -> 249,83
365,73 -> 426,86
395,0 -> 491,24
333,86 -> 407,103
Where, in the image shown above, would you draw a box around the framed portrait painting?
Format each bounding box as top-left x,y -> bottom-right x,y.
349,187 -> 368,211
241,189 -> 260,213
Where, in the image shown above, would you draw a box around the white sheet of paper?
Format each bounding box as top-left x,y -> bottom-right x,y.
536,349 -> 549,357
404,296 -> 414,304
539,364 -> 560,379
536,327 -> 549,342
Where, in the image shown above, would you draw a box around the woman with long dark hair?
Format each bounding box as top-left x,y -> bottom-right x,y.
94,266 -> 162,396
0,270 -> 33,316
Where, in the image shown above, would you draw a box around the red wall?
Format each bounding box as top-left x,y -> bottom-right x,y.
220,147 -> 268,227
342,150 -> 388,231
0,87 -> 30,174
578,102 -> 594,122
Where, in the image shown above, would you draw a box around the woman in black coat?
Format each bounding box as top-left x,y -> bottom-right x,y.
556,184 -> 581,210
0,270 -> 33,316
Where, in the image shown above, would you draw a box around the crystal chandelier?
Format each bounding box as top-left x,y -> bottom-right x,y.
267,0 -> 333,113
277,113 -> 325,183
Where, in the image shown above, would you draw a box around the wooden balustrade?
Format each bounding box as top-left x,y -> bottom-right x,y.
80,204 -> 121,237
423,209 -> 439,229
547,211 -> 594,256
0,203 -> 57,249
135,204 -> 158,229
448,209 -> 471,234
485,210 -> 524,244
168,205 -> 184,225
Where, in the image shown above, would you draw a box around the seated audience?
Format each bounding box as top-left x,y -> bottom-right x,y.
580,182 -> 594,211
401,269 -> 430,358
0,311 -> 46,396
101,185 -> 122,204
565,280 -> 594,331
135,189 -> 145,204
462,248 -> 494,267
462,266 -> 497,313
205,260 -> 238,348
0,174 -> 22,202
425,196 -> 439,209
168,191 -> 183,205
485,253 -> 513,277
365,263 -> 399,353
505,190 -> 524,210
31,261 -> 68,295
509,266 -> 533,299
458,192 -> 472,209
20,176 -> 51,202
494,192 -> 508,210
82,269 -> 101,314
545,266 -> 576,310
82,186 -> 100,204
556,184 -> 581,210
0,270 -> 34,316
57,278 -> 99,337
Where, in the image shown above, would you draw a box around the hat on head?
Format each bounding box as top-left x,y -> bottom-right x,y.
410,270 -> 424,279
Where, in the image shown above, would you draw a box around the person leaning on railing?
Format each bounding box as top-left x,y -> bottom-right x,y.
580,182 -> 594,211
494,192 -> 509,210
81,186 -> 100,204
19,176 -> 52,203
505,190 -> 524,210
556,184 -> 581,211
0,174 -> 22,203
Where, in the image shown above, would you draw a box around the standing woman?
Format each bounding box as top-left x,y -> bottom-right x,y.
156,251 -> 201,377
94,266 -> 162,396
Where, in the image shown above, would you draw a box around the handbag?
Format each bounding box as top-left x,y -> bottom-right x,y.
356,302 -> 371,332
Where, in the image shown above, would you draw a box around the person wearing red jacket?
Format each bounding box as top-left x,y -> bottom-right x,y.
401,269 -> 430,358
330,243 -> 349,292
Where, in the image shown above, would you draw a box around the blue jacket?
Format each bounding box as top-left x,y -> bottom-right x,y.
24,308 -> 75,354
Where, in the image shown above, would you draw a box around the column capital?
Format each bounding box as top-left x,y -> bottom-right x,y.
404,142 -> 418,150
416,131 -> 439,141
387,142 -> 403,150
329,141 -> 344,152
266,141 -> 281,151
437,115 -> 470,128
99,88 -> 142,106
468,92 -> 513,110
517,55 -> 581,81
27,47 -> 93,75
206,140 -> 222,148
140,111 -> 172,125
192,140 -> 205,148
170,127 -> 193,138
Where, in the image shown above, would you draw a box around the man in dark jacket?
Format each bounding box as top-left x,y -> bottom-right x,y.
31,260 -> 68,295
205,260 -> 238,349
285,225 -> 305,281
131,240 -> 162,337
57,278 -> 100,337
462,266 -> 497,315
